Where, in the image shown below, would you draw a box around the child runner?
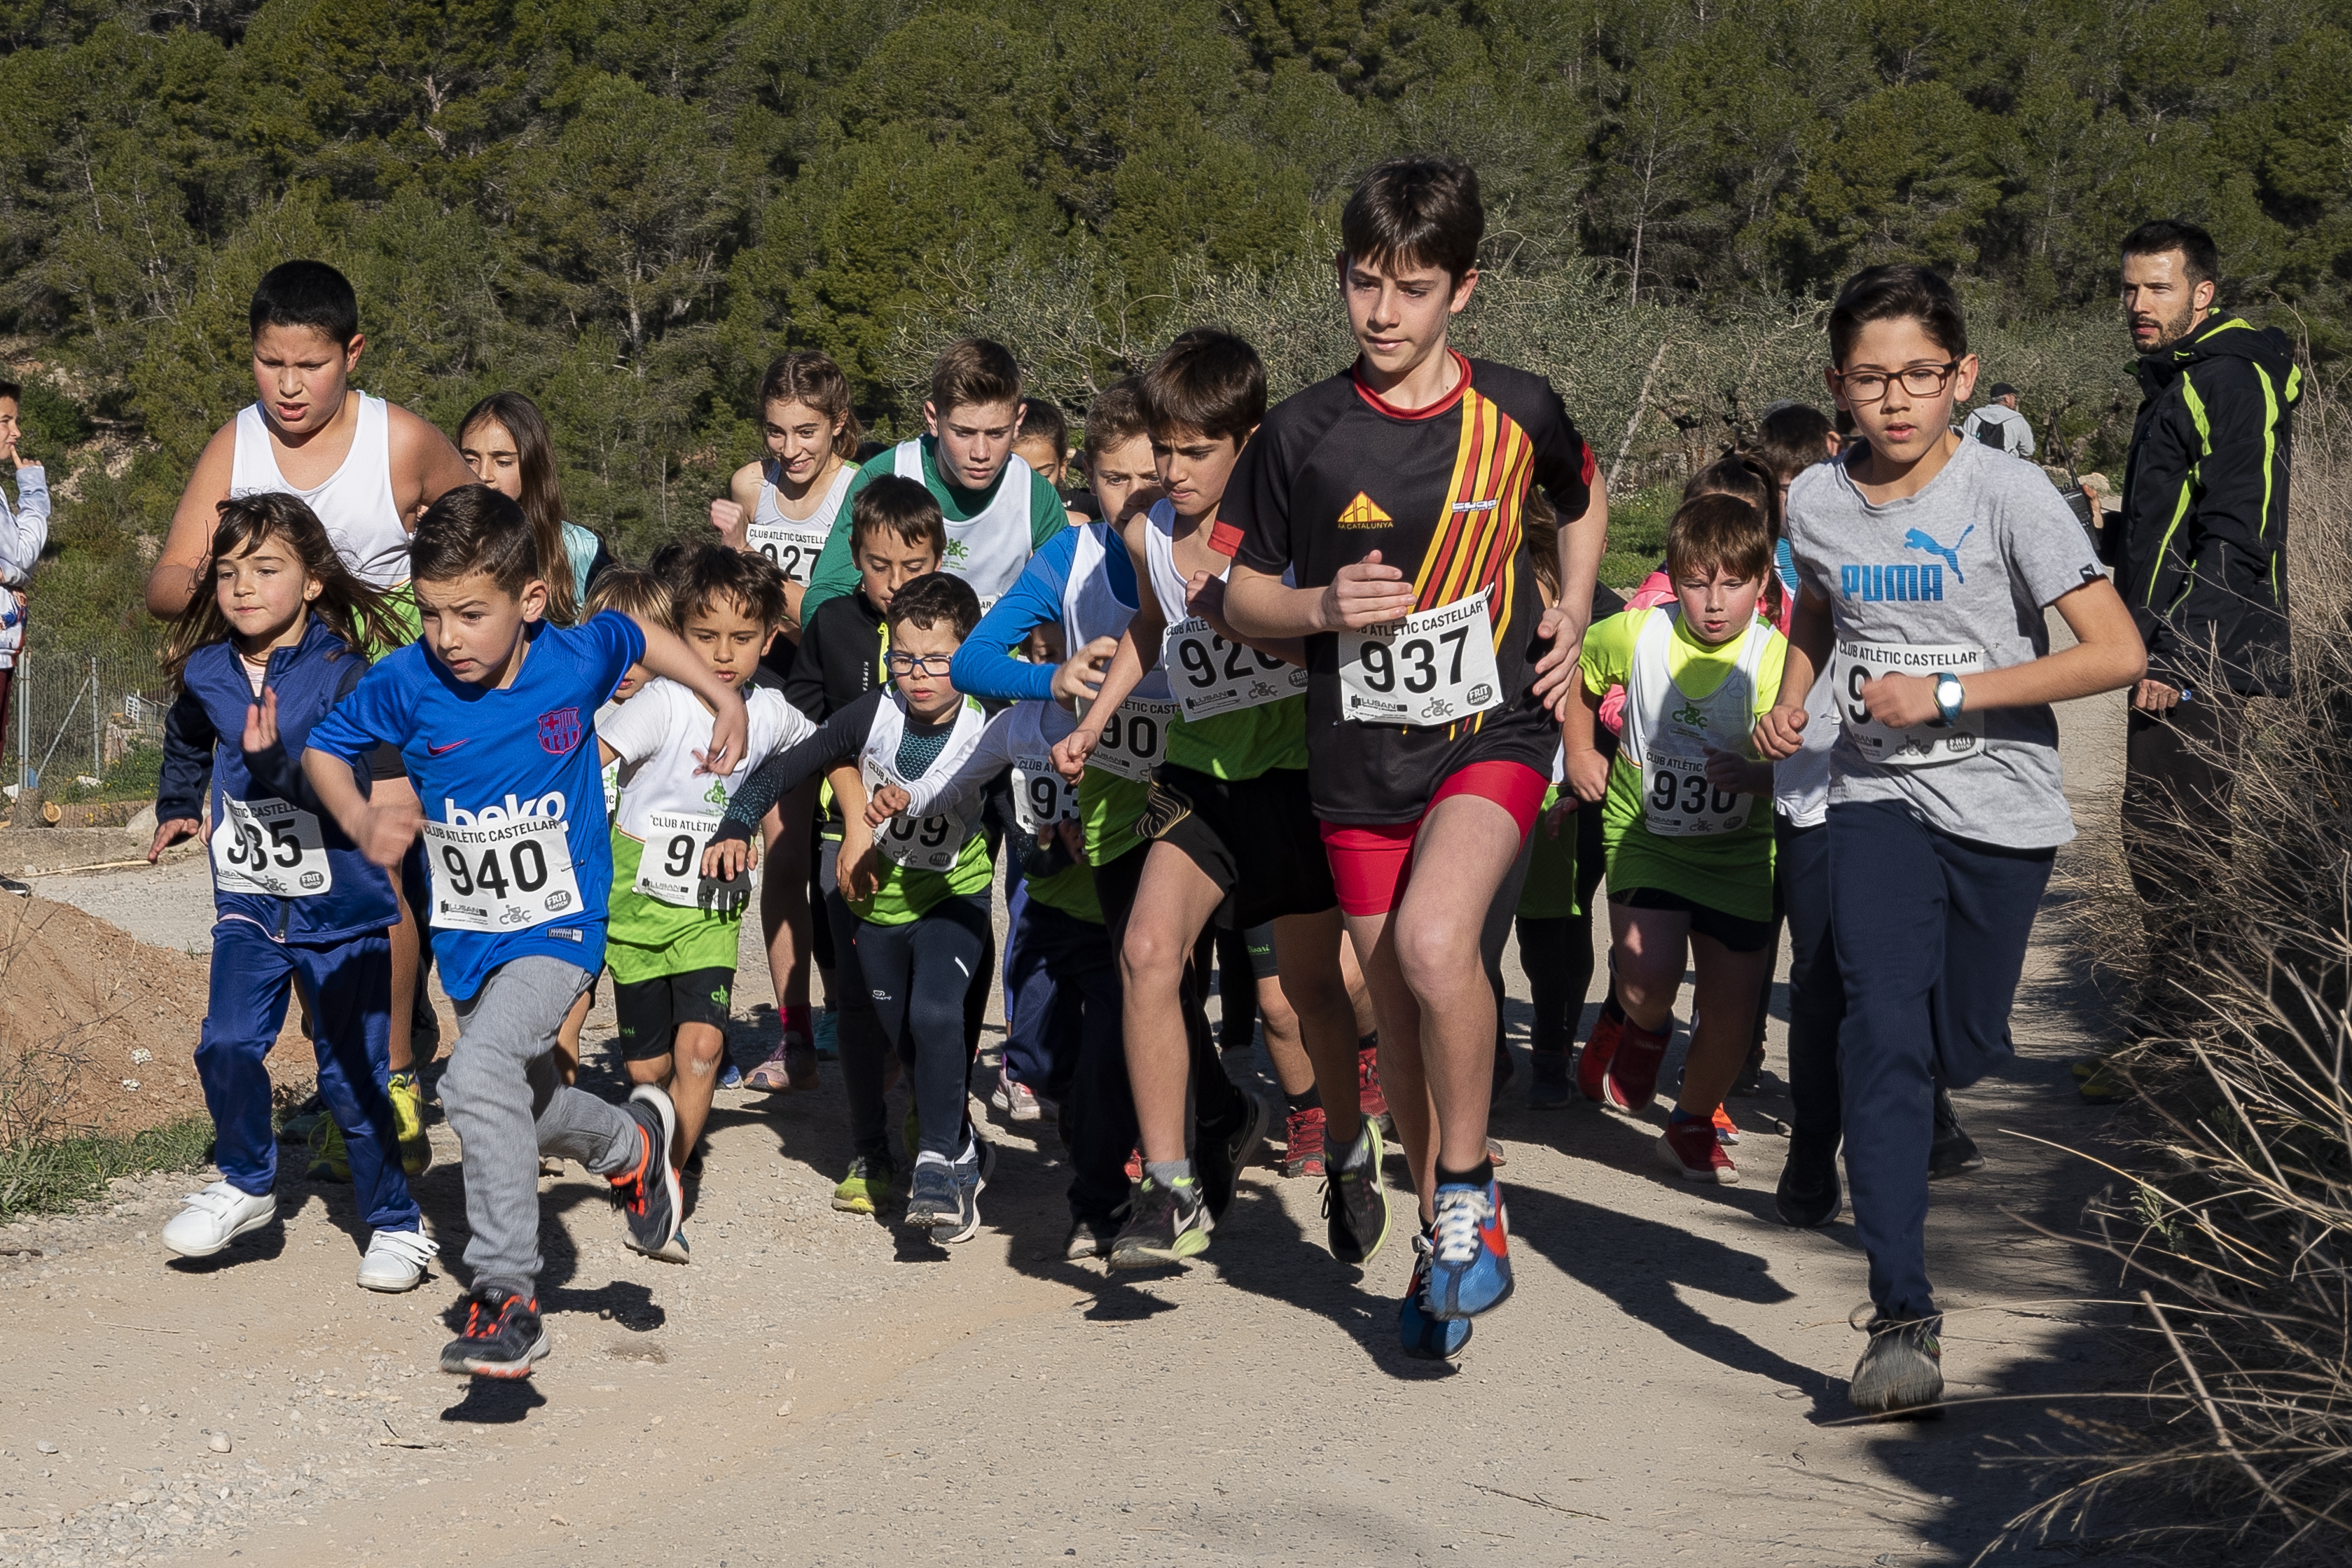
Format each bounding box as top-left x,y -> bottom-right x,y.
1218,158 -> 1606,1357
600,546 -> 810,1207
707,573 -> 999,1244
1565,494 -> 1785,1184
150,493 -> 434,1291
303,484 -> 749,1378
1753,263 -> 2143,1413
0,382 -> 46,847
148,261 -> 478,1181
1050,331 -> 1369,1272
711,353 -> 865,1090
1013,396 -> 1072,495
459,392 -> 614,618
798,339 -> 1068,620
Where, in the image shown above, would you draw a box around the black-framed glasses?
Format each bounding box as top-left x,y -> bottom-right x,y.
885,652 -> 955,677
1835,361 -> 1962,402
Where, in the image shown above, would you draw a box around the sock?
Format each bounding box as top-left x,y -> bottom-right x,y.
1437,1158 -> 1495,1191
1144,1158 -> 1194,1190
914,1149 -> 950,1169
953,1128 -> 977,1165
1283,1083 -> 1322,1114
1357,1032 -> 1378,1054
784,1004 -> 814,1041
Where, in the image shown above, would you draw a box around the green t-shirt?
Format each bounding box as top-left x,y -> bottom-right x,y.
1079,770 -> 1148,868
1024,852 -> 1102,925
1515,784 -> 1585,920
605,828 -> 745,983
1163,693 -> 1309,779
1579,606 -> 1785,923
801,438 -> 1069,621
854,821 -> 996,926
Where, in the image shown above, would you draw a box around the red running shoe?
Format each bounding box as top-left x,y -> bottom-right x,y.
1124,1146 -> 1143,1184
1712,1104 -> 1741,1146
1575,1004 -> 1624,1103
1357,1039 -> 1389,1125
1657,1116 -> 1738,1184
1602,1018 -> 1672,1113
1282,1105 -> 1327,1178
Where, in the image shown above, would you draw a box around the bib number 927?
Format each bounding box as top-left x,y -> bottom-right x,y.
424,817 -> 583,932
745,521 -> 826,588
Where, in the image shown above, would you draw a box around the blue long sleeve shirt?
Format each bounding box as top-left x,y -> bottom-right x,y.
947,525 -> 1137,703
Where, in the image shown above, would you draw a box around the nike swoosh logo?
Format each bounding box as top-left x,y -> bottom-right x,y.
426,740 -> 469,756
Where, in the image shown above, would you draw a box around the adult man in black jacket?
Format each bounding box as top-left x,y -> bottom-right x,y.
2100,219 -> 2301,1063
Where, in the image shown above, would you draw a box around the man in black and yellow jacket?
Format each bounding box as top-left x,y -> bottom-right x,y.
2096,218 -> 2301,1074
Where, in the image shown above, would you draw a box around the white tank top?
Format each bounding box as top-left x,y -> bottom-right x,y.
228,393 -> 407,588
1620,605 -> 1776,769
1143,499 -> 1296,615
749,461 -> 854,588
892,438 -> 1034,609
1060,521 -> 1166,701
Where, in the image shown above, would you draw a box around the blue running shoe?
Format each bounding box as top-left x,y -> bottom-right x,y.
1399,1231 -> 1472,1360
1423,1177 -> 1513,1320
719,1057 -> 743,1090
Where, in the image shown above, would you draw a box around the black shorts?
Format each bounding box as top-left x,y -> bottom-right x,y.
1143,765 -> 1336,931
613,968 -> 735,1061
1608,886 -> 1773,955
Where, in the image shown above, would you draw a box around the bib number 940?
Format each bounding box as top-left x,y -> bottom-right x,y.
1338,595 -> 1503,727
424,817 -> 583,932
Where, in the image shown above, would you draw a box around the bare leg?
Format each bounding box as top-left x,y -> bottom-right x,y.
1254,973 -> 1313,1096
379,776 -> 423,1074
1673,936 -> 1771,1121
1118,842 -> 1229,1165
760,782 -> 820,1017
1270,906 -> 1362,1149
667,1021 -> 727,1165
1610,903 -> 1692,1036
1338,930 -> 1376,1037
551,988 -> 590,1087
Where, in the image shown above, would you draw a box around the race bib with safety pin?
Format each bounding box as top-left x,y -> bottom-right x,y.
1163,617 -> 1306,721
1832,640 -> 1986,766
1011,756 -> 1078,835
424,815 -> 583,932
1080,695 -> 1178,782
1337,595 -> 1504,728
1640,753 -> 1753,838
211,797 -> 332,898
745,519 -> 827,588
632,810 -> 727,907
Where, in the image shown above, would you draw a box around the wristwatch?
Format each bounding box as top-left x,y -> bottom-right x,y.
1932,671 -> 1965,723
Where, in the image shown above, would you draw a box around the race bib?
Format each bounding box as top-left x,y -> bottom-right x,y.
211,797 -> 331,898
1164,618 -> 1306,720
632,810 -> 725,907
1083,695 -> 1178,782
744,519 -> 826,588
1640,754 -> 1753,838
1337,595 -> 1503,728
1832,640 -> 1986,767
872,803 -> 974,871
1011,756 -> 1078,835
424,816 -> 584,933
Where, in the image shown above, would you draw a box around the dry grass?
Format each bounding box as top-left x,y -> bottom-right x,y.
2009,377 -> 2352,1562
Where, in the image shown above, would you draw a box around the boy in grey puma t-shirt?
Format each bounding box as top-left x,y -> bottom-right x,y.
1787,437 -> 2105,849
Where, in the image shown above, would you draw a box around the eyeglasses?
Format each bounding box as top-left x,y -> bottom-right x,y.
1835,361 -> 1962,403
885,652 -> 955,677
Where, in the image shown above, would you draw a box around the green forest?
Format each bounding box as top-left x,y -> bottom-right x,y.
1,0 -> 2348,652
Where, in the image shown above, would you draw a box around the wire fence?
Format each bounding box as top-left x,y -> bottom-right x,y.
5,635 -> 170,799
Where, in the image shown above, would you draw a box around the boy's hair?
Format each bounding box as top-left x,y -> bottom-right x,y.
1142,329 -> 1266,445
1752,403 -> 1834,483
676,542 -> 787,630
1827,264 -> 1968,367
849,475 -> 948,559
582,564 -> 677,630
162,493 -> 408,689
1081,377 -> 1149,461
1522,490 -> 1560,606
410,484 -> 540,596
759,351 -> 864,460
885,571 -> 981,641
0,380 -> 22,405
458,391 -> 579,627
1017,398 -> 1067,459
250,260 -> 360,347
2122,218 -> 2219,289
1342,155 -> 1483,285
929,339 -> 1021,415
1665,493 -> 1773,588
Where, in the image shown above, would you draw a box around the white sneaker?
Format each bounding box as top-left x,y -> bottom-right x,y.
356,1228 -> 439,1292
160,1182 -> 277,1258
990,1068 -> 1043,1123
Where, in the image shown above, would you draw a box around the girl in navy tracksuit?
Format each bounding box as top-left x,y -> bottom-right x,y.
151,492 -> 436,1291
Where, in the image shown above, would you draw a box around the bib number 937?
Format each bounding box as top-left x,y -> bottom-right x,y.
1337,595 -> 1502,727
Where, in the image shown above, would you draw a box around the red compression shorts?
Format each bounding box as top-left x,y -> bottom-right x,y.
1317,761 -> 1548,917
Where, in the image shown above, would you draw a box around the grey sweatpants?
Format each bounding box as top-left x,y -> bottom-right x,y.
441,956 -> 639,1296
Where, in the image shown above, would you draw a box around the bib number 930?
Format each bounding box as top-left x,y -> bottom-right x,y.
1641,754 -> 1750,837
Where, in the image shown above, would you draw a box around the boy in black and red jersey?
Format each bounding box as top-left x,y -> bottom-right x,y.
1222,156 -> 1607,1358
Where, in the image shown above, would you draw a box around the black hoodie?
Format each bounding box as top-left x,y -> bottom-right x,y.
2105,314 -> 2302,695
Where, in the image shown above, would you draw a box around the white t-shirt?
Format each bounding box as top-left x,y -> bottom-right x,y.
597,679 -> 812,840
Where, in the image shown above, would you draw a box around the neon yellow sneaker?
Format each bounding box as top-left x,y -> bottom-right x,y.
306,1118 -> 352,1183
388,1071 -> 431,1179
831,1154 -> 898,1215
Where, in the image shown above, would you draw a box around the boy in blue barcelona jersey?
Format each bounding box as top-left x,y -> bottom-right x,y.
304,483 -> 749,1380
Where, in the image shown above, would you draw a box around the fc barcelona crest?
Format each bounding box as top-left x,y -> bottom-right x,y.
538,707 -> 583,755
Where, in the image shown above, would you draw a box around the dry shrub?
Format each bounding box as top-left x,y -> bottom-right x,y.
2019,373 -> 2352,1562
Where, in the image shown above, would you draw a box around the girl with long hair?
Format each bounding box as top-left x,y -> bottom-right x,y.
457,391 -> 611,623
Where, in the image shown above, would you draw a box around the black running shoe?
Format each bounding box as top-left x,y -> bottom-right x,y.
1849,1316 -> 1944,1415
1323,1118 -> 1390,1265
1775,1149 -> 1842,1228
1063,1215 -> 1119,1261
1928,1088 -> 1984,1179
1195,1092 -> 1269,1220
904,1160 -> 956,1232
610,1084 -> 686,1262
439,1286 -> 550,1378
1107,1177 -> 1212,1269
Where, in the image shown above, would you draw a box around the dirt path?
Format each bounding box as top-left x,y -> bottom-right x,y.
0,680 -> 2145,1567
